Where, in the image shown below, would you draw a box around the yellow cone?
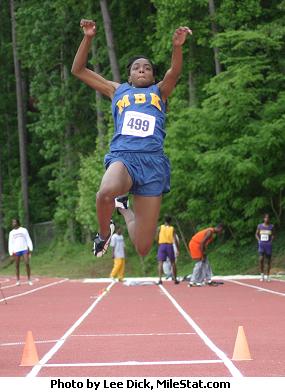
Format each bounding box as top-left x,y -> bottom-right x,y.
20,331 -> 39,366
232,326 -> 252,360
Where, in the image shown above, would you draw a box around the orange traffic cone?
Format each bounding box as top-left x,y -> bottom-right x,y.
232,326 -> 252,360
20,331 -> 39,366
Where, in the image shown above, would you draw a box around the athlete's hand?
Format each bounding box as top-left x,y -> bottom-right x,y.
173,26 -> 192,47
80,19 -> 96,37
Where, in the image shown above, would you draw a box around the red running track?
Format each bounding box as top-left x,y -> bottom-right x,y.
1,275 -> 285,377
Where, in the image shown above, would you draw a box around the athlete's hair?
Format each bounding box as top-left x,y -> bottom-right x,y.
216,223 -> 224,229
126,55 -> 157,77
13,218 -> 20,225
164,215 -> 172,224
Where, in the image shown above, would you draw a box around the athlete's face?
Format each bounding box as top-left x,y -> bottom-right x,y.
264,214 -> 270,224
12,219 -> 18,229
129,58 -> 155,88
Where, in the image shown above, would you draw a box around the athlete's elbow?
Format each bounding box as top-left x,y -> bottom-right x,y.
71,64 -> 83,77
71,66 -> 79,76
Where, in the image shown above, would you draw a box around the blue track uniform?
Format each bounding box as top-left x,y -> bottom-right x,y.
257,223 -> 274,256
104,83 -> 171,196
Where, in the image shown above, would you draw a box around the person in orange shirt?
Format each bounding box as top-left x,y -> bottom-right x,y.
188,224 -> 223,286
157,216 -> 179,285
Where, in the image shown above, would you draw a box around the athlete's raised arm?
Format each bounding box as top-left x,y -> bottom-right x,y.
158,26 -> 192,102
71,20 -> 119,99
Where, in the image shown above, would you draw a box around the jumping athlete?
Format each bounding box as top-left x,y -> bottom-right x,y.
188,224 -> 223,286
72,20 -> 192,257
255,213 -> 274,282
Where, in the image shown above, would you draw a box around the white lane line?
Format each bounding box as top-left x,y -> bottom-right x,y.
26,281 -> 116,378
0,278 -> 10,283
0,279 -> 68,303
71,332 -> 196,338
1,332 -> 195,347
43,359 -> 223,368
1,278 -> 40,289
159,285 -> 243,378
229,280 -> 285,297
0,339 -> 59,347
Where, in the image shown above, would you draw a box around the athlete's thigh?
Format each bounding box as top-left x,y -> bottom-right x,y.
133,195 -> 162,248
99,161 -> 133,196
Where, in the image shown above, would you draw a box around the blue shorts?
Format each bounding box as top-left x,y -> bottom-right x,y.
157,243 -> 175,262
104,151 -> 170,196
258,242 -> 272,257
14,249 -> 29,257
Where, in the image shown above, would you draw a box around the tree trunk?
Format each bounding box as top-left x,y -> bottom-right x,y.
0,153 -> 5,260
91,42 -> 106,149
188,41 -> 197,107
10,0 -> 30,228
208,0 -> 222,75
100,0 -> 121,82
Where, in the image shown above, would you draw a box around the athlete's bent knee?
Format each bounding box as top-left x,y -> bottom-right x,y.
96,189 -> 115,204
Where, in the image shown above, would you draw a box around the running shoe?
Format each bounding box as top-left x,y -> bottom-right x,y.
93,220 -> 115,257
188,282 -> 203,287
115,195 -> 129,215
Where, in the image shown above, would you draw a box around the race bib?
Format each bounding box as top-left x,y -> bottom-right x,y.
260,234 -> 269,241
122,111 -> 155,137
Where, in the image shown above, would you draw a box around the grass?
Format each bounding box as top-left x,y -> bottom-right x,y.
1,233 -> 284,279
0,239 -> 149,279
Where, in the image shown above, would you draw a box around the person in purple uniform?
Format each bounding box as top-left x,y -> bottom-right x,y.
157,216 -> 180,285
255,213 -> 275,282
72,19 -> 192,258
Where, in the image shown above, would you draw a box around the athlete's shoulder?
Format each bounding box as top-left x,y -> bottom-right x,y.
149,83 -> 163,96
113,82 -> 131,96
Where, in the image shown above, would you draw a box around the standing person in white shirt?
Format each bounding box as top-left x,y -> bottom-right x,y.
8,218 -> 33,286
110,226 -> 126,282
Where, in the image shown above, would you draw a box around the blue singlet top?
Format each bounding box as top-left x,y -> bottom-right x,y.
110,83 -> 166,153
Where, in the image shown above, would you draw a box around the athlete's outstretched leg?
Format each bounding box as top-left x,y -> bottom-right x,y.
96,161 -> 132,239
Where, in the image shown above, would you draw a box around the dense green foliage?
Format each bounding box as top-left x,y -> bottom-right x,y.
1,0 -> 285,259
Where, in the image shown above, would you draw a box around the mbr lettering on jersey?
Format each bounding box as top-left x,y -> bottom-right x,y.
116,93 -> 162,114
